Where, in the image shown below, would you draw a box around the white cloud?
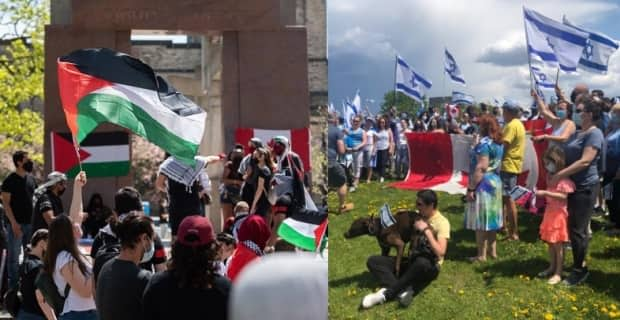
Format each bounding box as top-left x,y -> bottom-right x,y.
329,0 -> 620,107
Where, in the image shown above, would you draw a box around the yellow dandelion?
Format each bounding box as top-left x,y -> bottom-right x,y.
571,306 -> 578,312
544,313 -> 554,320
602,307 -> 609,313
458,289 -> 464,295
610,312 -> 620,319
612,305 -> 618,311
569,295 -> 577,302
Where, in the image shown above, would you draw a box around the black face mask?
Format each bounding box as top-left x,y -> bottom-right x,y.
23,160 -> 34,173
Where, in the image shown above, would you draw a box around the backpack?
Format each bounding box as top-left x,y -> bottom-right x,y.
34,270 -> 70,316
93,236 -> 121,284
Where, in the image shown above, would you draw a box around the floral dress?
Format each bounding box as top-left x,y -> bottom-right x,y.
465,137 -> 504,231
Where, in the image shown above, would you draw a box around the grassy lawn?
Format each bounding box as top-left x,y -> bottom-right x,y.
328,180 -> 620,320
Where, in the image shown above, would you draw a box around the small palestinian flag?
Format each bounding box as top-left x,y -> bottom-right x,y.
278,209 -> 327,252
57,48 -> 206,165
51,132 -> 129,178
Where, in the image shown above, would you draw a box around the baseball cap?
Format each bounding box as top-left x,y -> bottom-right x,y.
502,99 -> 520,112
176,216 -> 215,247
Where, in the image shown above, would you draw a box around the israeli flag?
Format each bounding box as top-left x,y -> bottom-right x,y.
563,16 -> 619,74
379,203 -> 395,229
343,98 -> 357,129
452,91 -> 475,105
328,102 -> 335,113
351,89 -> 362,113
523,7 -> 589,72
444,48 -> 466,86
530,65 -> 555,89
395,55 -> 432,102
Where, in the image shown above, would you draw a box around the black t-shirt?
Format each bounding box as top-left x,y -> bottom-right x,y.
96,258 -> 152,320
1,173 -> 37,224
32,190 -> 64,231
19,254 -> 45,316
142,270 -> 230,320
90,229 -> 167,275
167,179 -> 201,217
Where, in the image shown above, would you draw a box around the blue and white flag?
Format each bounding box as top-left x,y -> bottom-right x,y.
343,98 -> 357,129
452,91 -> 475,105
530,65 -> 555,89
351,89 -> 361,114
563,16 -> 619,74
523,7 -> 589,72
395,55 -> 432,102
328,102 -> 335,113
444,48 -> 466,86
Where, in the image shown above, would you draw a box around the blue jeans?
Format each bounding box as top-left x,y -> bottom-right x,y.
60,310 -> 98,320
7,222 -> 32,288
17,310 -> 46,320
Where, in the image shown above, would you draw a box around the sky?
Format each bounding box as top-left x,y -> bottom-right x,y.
328,0 -> 620,113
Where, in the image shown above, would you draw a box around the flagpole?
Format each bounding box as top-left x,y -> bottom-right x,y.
72,136 -> 83,172
555,68 -> 560,85
522,7 -> 534,90
393,54 -> 398,109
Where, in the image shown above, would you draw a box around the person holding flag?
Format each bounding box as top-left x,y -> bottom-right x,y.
531,89 -> 576,148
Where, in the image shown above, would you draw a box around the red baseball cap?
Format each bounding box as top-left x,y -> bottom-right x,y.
177,216 -> 215,247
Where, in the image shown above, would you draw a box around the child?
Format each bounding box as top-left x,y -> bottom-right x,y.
536,146 -> 575,285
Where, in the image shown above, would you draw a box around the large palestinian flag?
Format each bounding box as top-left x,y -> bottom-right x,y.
51,132 -> 129,178
391,119 -> 550,194
235,128 -> 311,171
57,48 -> 206,165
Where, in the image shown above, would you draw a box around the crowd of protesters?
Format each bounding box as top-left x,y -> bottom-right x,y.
0,133 -> 327,319
331,84 -> 620,309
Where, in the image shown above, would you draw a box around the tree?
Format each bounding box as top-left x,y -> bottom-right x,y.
0,0 -> 48,177
379,91 -> 425,118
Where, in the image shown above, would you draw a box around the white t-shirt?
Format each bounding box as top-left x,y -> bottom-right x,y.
376,129 -> 390,151
364,129 -> 376,152
53,251 -> 96,314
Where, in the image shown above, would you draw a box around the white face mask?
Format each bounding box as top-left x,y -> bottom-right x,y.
141,238 -> 155,263
545,162 -> 556,174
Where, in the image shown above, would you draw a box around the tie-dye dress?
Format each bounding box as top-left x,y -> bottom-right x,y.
465,136 -> 504,231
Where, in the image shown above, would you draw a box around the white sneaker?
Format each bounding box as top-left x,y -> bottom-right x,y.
398,286 -> 414,307
361,288 -> 386,309
349,186 -> 356,193
379,177 -> 385,183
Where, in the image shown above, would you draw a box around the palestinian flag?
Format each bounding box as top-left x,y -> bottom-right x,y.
235,128 -> 311,171
278,209 -> 327,252
57,48 -> 206,165
51,132 -> 129,178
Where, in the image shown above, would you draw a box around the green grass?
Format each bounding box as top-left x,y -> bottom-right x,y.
328,181 -> 620,320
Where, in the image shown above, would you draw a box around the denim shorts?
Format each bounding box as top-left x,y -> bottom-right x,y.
500,171 -> 518,197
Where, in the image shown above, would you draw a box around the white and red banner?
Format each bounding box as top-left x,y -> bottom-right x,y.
235,128 -> 312,172
392,120 -> 551,194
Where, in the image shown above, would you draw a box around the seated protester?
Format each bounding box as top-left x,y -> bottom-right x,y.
95,213 -> 154,320
362,189 -> 450,309
227,215 -> 271,282
90,187 -> 167,279
230,253 -> 327,320
229,201 -> 250,241
19,229 -> 55,320
44,215 -> 96,319
31,172 -> 67,231
142,216 -> 230,320
215,232 -> 236,277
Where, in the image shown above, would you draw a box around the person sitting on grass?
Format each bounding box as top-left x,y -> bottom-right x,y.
361,189 -> 450,308
537,146 -> 575,285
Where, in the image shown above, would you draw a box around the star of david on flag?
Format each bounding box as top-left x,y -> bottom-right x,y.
563,15 -> 619,74
444,48 -> 466,86
395,55 -> 432,102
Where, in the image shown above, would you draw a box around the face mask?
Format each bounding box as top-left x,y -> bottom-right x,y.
573,108 -> 582,127
23,160 -> 34,173
556,109 -> 567,119
273,144 -> 285,156
545,162 -> 556,174
141,239 -> 155,263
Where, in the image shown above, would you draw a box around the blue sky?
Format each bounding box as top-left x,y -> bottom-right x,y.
328,0 -> 620,113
